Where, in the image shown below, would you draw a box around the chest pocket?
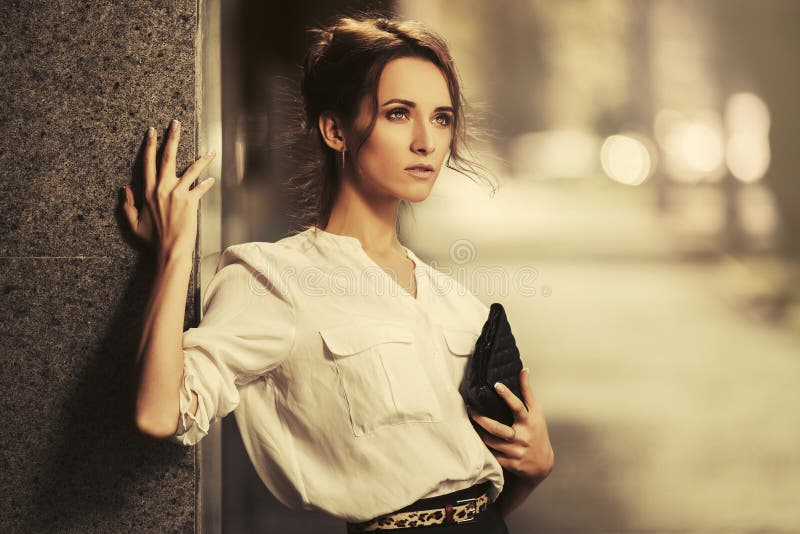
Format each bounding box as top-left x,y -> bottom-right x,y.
319,322 -> 443,437
441,328 -> 479,391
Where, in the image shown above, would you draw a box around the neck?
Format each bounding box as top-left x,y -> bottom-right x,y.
323,177 -> 404,256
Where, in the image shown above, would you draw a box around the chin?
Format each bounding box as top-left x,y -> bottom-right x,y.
399,184 -> 435,203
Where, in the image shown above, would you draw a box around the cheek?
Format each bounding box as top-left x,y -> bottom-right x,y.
439,130 -> 453,154
361,128 -> 404,165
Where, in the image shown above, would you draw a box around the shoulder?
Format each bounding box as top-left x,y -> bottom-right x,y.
218,232 -> 311,272
212,234 -> 314,303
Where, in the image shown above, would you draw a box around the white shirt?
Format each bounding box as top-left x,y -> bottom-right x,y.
171,225 -> 504,522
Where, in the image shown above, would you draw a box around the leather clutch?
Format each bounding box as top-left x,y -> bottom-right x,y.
458,302 -> 526,428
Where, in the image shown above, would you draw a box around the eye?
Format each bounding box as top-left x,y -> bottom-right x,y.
434,113 -> 453,127
386,108 -> 409,121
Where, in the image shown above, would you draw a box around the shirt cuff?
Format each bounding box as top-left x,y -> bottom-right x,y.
170,363 -> 211,446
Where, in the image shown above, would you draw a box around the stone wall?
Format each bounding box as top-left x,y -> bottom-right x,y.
0,1 -> 212,531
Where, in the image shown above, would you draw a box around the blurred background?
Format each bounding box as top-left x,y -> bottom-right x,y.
218,1 -> 800,532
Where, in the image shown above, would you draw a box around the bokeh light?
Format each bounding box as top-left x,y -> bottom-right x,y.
725,92 -> 771,183
654,109 -> 726,183
600,134 -> 653,186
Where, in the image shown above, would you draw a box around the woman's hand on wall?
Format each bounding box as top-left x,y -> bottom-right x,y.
122,120 -> 216,262
466,368 -> 555,486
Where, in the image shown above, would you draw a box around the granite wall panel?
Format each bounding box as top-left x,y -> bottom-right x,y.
1,1 -> 202,532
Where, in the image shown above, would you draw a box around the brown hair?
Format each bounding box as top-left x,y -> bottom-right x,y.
284,11 -> 496,234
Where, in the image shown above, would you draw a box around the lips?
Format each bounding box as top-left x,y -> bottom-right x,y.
405,163 -> 435,179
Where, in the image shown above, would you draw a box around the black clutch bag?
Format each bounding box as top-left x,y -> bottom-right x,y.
458,302 -> 526,428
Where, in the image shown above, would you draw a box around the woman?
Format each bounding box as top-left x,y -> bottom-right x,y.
125,13 -> 553,533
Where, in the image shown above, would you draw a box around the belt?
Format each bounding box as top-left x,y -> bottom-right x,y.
346,491 -> 490,531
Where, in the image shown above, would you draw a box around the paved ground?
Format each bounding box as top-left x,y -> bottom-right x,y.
406,172 -> 800,533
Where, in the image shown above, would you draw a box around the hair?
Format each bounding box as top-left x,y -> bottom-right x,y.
282,11 -> 497,234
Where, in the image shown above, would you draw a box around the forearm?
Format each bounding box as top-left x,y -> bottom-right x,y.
494,469 -> 540,519
135,251 -> 197,437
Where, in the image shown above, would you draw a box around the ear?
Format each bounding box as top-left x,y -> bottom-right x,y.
318,112 -> 347,152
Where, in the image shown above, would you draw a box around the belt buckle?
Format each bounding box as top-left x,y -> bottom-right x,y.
454,497 -> 478,523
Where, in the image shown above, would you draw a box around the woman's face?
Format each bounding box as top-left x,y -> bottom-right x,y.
348,56 -> 454,203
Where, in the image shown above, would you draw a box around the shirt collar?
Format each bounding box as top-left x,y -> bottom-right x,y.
302,225 -> 428,305
304,225 -> 363,252
305,226 -> 420,261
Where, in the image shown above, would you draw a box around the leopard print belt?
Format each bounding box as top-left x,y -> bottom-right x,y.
346,491 -> 490,531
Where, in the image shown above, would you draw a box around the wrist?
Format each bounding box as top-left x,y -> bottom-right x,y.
157,248 -> 194,270
505,468 -> 543,488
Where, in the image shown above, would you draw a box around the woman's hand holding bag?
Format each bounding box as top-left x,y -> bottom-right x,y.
459,302 -> 554,485
467,368 -> 554,485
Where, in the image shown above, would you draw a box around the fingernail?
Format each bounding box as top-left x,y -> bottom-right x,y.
148,127 -> 155,138
171,119 -> 180,129
522,368 -> 529,376
494,382 -> 504,391
206,149 -> 216,156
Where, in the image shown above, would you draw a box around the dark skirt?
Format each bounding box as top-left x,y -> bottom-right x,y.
346,482 -> 510,533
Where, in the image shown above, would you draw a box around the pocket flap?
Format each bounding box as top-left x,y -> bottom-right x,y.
443,328 -> 478,356
320,322 -> 414,357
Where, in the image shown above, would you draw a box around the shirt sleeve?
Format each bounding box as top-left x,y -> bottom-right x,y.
170,243 -> 296,446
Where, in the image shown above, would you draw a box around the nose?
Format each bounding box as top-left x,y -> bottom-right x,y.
410,121 -> 436,155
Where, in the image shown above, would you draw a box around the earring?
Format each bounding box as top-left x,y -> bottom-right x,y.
341,148 -> 346,169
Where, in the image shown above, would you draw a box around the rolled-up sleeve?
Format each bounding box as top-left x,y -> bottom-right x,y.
171,243 -> 296,446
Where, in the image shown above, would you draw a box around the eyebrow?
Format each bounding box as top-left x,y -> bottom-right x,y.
381,98 -> 454,113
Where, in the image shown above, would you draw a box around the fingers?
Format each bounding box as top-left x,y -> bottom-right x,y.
144,127 -> 157,197
494,381 -> 528,421
159,119 -> 181,183
121,185 -> 149,242
178,150 -> 216,192
121,185 -> 138,232
149,119 -> 216,197
190,177 -> 216,200
467,407 -> 516,442
480,428 -> 519,453
469,412 -> 518,458
519,368 -> 539,410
